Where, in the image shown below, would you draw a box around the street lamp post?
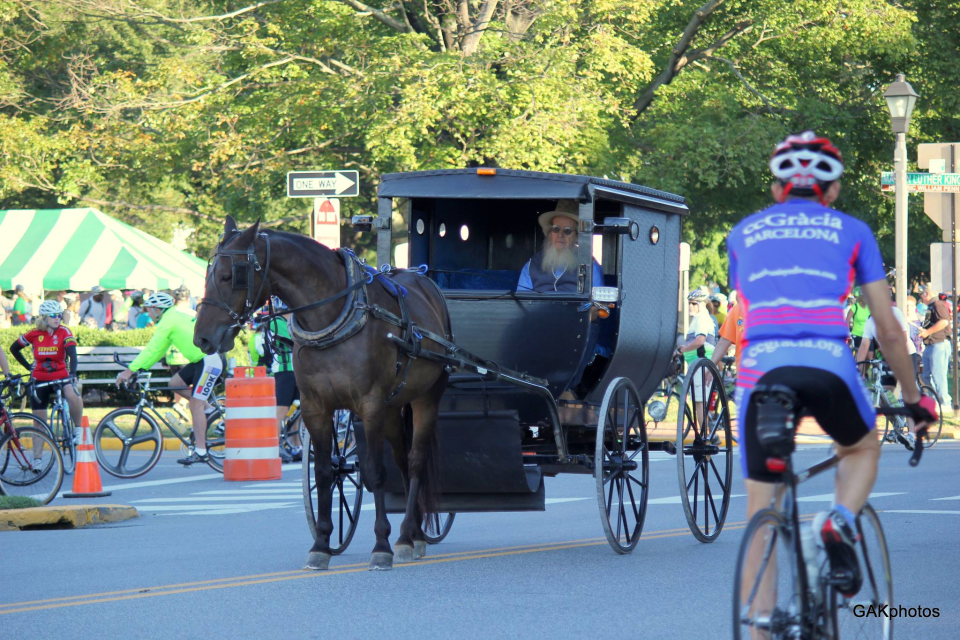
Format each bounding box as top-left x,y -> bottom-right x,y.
884,73 -> 919,313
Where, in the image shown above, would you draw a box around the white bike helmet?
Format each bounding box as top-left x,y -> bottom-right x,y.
143,292 -> 175,309
769,130 -> 844,202
38,300 -> 64,316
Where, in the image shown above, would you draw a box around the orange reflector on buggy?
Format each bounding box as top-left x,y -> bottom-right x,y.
477,168 -> 496,176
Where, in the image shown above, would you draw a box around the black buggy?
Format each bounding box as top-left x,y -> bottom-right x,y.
302,168 -> 734,553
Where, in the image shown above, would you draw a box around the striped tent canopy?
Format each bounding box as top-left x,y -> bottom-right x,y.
0,208 -> 207,293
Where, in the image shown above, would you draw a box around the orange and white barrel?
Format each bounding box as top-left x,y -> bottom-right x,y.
223,366 -> 281,481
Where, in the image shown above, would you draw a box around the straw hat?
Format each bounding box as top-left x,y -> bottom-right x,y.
537,200 -> 580,236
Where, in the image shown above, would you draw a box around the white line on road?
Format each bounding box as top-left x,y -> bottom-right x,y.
92,463 -> 301,493
132,497 -> 304,503
796,492 -> 905,503
931,496 -> 960,501
646,494 -> 746,505
882,510 -> 960,515
138,502 -> 297,511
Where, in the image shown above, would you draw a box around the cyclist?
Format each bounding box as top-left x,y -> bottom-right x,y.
728,131 -> 937,598
0,343 -> 10,376
115,292 -> 226,466
8,300 -> 84,459
711,301 -> 744,368
677,289 -> 716,426
253,298 -> 301,463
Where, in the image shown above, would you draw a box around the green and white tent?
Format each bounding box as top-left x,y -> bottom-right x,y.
0,208 -> 207,293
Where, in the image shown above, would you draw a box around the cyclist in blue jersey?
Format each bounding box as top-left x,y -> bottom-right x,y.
729,131 -> 937,597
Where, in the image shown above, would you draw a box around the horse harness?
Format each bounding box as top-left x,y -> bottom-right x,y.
209,231 -> 471,402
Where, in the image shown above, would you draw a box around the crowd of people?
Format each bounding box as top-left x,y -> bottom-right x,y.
0,284 -> 199,331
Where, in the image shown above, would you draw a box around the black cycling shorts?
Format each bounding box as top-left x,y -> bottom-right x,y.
275,371 -> 299,407
29,379 -> 73,410
176,355 -> 227,398
740,366 -> 873,483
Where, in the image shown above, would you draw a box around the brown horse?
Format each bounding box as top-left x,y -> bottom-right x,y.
194,216 -> 450,570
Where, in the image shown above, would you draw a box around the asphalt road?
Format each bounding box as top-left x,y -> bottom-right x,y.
2,442 -> 959,639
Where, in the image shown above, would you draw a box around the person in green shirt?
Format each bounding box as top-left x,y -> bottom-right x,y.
253,297 -> 301,463
116,292 -> 225,466
11,285 -> 31,325
846,286 -> 871,351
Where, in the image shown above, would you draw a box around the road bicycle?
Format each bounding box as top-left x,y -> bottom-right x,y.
92,357 -> 226,478
645,353 -> 685,428
24,377 -> 79,474
859,359 -> 943,449
733,384 -> 929,640
0,376 -> 64,505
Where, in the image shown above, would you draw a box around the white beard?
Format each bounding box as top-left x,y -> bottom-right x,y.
541,243 -> 578,273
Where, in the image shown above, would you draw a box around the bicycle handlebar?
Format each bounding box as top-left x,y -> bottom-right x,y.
875,405 -> 929,466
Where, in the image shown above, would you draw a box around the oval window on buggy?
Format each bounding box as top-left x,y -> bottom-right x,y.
416,219 -> 425,235
460,225 -> 470,241
439,223 -> 446,238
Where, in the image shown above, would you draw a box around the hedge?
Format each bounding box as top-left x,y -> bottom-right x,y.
0,326 -> 253,377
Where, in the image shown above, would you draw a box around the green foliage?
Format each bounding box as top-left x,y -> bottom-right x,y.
0,0 -> 955,287
0,495 -> 42,510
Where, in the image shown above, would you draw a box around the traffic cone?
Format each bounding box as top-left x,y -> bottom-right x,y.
63,416 -> 112,498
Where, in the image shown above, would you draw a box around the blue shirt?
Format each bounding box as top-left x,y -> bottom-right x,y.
517,258 -> 604,293
727,200 -> 886,343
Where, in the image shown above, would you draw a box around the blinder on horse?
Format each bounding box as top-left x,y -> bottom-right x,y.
202,230 -> 272,328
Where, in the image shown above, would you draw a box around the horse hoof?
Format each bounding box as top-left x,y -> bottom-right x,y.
369,552 -> 394,571
414,540 -> 427,560
394,544 -> 415,564
303,552 -> 331,571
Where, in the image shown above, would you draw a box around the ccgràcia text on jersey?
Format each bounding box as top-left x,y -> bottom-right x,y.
742,211 -> 843,248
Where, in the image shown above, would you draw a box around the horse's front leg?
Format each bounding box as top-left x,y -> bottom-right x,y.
302,405 -> 335,571
363,409 -> 394,570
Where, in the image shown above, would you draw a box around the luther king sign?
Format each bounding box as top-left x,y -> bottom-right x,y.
287,170 -> 359,197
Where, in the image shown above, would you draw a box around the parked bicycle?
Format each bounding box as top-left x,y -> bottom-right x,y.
24,377 -> 78,474
646,353 -> 685,427
733,385 -> 929,640
0,375 -> 64,505
859,359 -> 943,449
93,356 -> 226,478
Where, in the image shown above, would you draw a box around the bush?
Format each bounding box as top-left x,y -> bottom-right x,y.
0,495 -> 42,510
0,326 -> 253,377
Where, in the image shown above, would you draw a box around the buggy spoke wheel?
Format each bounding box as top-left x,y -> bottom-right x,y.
733,509 -> 802,640
677,358 -> 733,543
303,413 -> 363,555
595,377 -> 648,554
830,504 -> 892,640
422,512 -> 456,544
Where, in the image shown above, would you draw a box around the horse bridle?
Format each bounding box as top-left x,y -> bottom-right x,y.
202,230 -> 272,329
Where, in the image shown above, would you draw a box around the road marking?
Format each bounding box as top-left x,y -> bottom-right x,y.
133,497 -> 303,503
194,489 -> 353,496
247,482 -> 302,488
0,521 -> 764,615
136,502 -> 297,511
90,464 -> 301,493
796,492 -> 905,503
930,496 -> 960,501
646,494 -> 746,505
881,510 -> 960,515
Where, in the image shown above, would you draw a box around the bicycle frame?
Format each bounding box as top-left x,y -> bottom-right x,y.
111,373 -> 213,449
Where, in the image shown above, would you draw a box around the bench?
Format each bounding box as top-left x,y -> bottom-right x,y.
76,346 -> 172,386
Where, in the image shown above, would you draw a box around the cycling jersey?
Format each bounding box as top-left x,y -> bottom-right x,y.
727,200 -> 886,343
849,303 -> 870,337
128,307 -> 205,372
17,326 -> 77,381
727,199 -> 887,482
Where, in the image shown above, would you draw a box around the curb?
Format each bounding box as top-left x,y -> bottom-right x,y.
98,438 -> 184,452
0,505 -> 139,531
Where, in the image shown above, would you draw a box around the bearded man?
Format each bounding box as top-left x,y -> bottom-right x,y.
517,200 -> 603,293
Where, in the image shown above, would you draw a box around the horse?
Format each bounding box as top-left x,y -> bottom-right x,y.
194,215 -> 450,571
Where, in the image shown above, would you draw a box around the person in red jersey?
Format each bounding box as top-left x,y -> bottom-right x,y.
9,299 -> 84,445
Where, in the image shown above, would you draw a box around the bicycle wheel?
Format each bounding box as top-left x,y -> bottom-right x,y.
1,413 -> 51,477
919,384 -> 943,448
423,512 -> 455,544
281,409 -> 302,454
733,509 -> 803,640
94,408 -> 164,479
303,413 -> 363,554
830,504 -> 892,640
0,426 -> 64,505
877,392 -> 905,446
49,407 -> 76,475
204,411 -> 226,473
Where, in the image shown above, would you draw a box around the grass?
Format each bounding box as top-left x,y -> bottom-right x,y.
0,495 -> 42,510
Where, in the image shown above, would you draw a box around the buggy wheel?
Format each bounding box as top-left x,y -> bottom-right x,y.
677,358 -> 733,543
422,512 -> 455,544
594,377 -> 648,554
303,413 -> 363,555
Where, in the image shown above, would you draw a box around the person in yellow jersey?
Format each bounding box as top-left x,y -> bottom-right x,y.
116,293 -> 225,465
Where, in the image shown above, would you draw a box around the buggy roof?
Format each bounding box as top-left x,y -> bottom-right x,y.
378,169 -> 686,211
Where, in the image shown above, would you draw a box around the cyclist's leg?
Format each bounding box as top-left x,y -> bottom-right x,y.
29,385 -> 50,458
170,371 -> 208,450
62,380 -> 83,432
833,431 -> 880,518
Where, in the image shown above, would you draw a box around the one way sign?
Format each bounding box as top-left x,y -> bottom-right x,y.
286,170 -> 359,198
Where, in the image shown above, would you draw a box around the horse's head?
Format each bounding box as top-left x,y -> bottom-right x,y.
194,215 -> 269,354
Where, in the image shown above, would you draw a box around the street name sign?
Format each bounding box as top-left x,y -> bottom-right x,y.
880,171 -> 960,193
287,170 -> 359,197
